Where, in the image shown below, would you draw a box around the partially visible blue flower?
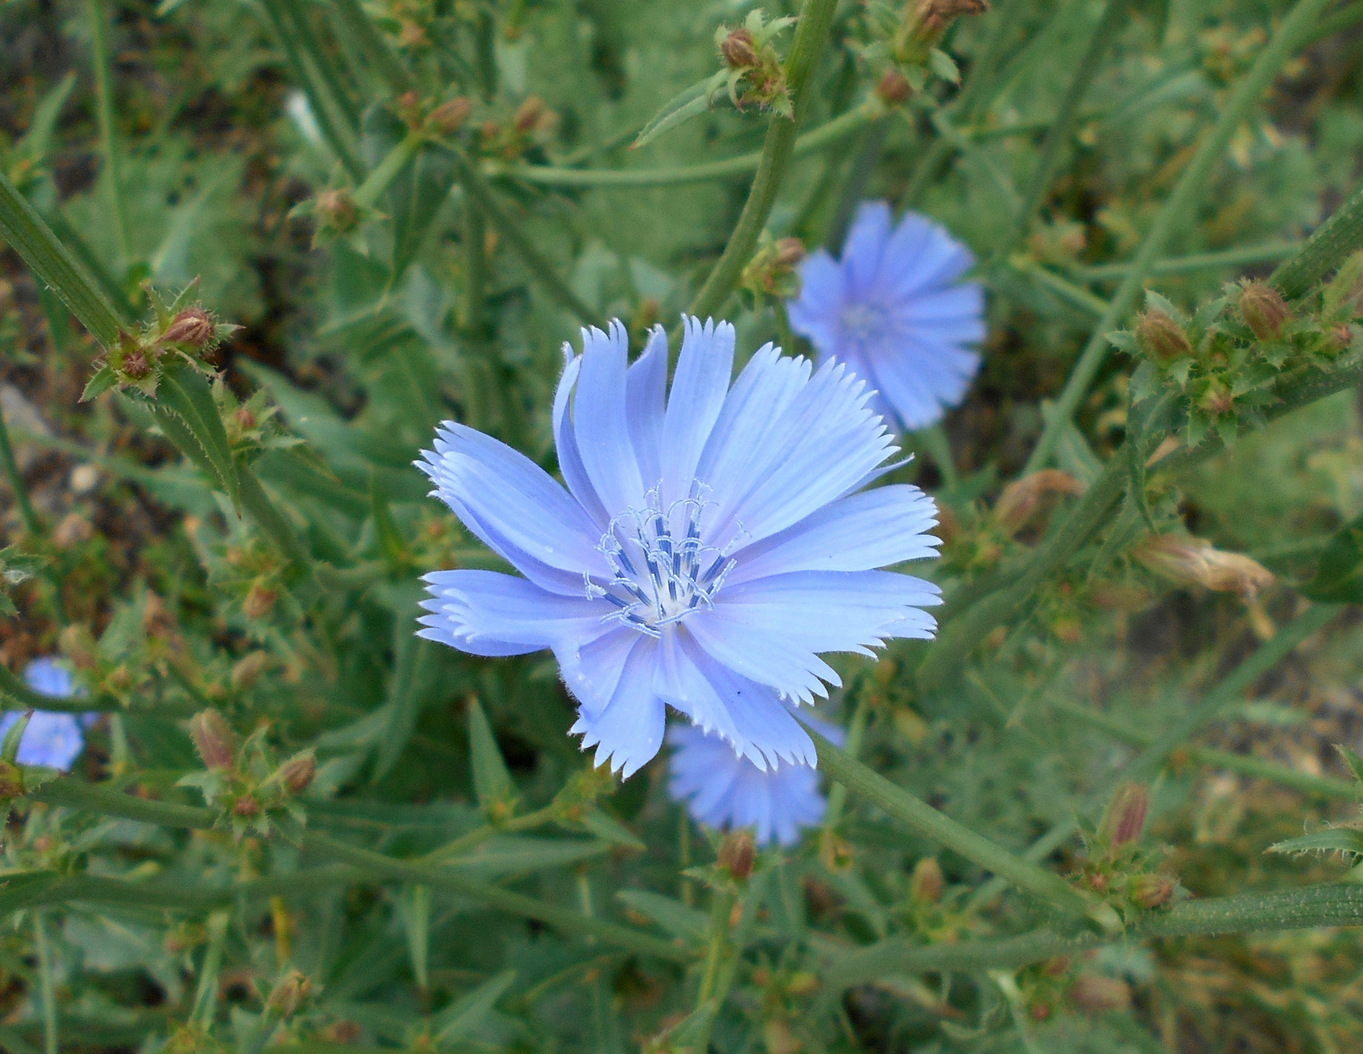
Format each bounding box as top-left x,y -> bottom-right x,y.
789,201 -> 985,431
668,713 -> 846,846
417,317 -> 941,779
0,658 -> 86,770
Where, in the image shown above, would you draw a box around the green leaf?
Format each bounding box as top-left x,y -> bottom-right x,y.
632,72 -> 727,150
449,836 -> 611,879
150,360 -> 241,508
81,364 -> 118,402
397,883 -> 431,991
615,889 -> 709,942
1303,509 -> 1363,603
374,588 -> 436,782
1335,744 -> 1363,788
1269,827 -> 1363,857
431,970 -> 516,1045
928,48 -> 960,84
468,697 -> 514,811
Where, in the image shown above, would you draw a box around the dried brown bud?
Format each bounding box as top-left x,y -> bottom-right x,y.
161,308 -> 215,349
266,968 -> 313,1017
315,189 -> 358,232
1133,534 -> 1274,602
910,0 -> 990,48
1135,310 -> 1192,361
278,751 -> 316,794
875,68 -> 913,105
233,793 -> 261,818
243,581 -> 279,620
910,857 -> 945,903
1239,281 -> 1290,341
994,470 -> 1084,534
1100,783 -> 1149,850
429,97 -> 472,135
513,95 -> 547,134
719,27 -> 760,68
121,348 -> 153,379
718,830 -> 756,881
190,709 -> 237,769
1129,873 -> 1175,909
1070,974 -> 1132,1013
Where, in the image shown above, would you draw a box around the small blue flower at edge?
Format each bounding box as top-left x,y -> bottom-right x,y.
0,658 -> 87,771
669,710 -> 847,846
417,317 -> 942,778
789,201 -> 985,432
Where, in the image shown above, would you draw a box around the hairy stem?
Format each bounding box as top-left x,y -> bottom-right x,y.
87,0 -> 132,276
1271,179 -> 1363,299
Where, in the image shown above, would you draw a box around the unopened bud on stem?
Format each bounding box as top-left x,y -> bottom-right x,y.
1239,281 -> 1291,341
717,830 -> 756,881
190,709 -> 237,769
1136,310 -> 1192,361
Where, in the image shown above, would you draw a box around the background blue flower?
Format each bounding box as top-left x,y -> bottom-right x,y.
419,317 -> 941,778
789,200 -> 985,431
668,712 -> 846,846
0,659 -> 86,770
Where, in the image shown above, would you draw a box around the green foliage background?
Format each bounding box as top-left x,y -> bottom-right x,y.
2,0 -> 1363,1051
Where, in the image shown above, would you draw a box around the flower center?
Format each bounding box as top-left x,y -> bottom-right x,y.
587,484 -> 736,637
840,301 -> 893,348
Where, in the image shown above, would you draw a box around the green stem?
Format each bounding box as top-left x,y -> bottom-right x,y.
418,803 -> 558,863
87,0 -> 132,276
687,0 -> 840,319
805,725 -> 1114,927
0,662 -> 177,716
1048,697 -> 1357,800
352,132 -> 423,210
497,107 -> 872,190
1012,259 -> 1112,319
821,682 -> 871,837
1076,241 -> 1299,281
457,155 -> 596,325
0,402 -> 41,535
1023,0 -> 1336,473
1271,179 -> 1363,299
24,777 -> 693,964
0,168 -> 125,347
995,0 -> 1132,265
190,910 -> 231,1027
32,912 -> 58,1054
236,470 -> 313,574
328,0 -> 413,94
826,883 -> 1363,992
274,0 -> 359,129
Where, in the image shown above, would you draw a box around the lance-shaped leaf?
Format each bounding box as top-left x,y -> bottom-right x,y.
149,360 -> 241,508
632,71 -> 727,150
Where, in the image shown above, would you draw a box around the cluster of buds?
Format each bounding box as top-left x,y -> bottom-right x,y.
715,11 -> 797,116
1075,783 -> 1179,918
740,232 -> 805,300
83,283 -> 235,401
179,709 -> 315,842
476,96 -> 558,160
1132,532 -> 1275,603
214,382 -> 290,461
861,0 -> 989,101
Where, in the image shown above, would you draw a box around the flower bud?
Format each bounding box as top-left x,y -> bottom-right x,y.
774,237 -> 805,268
1239,281 -> 1290,341
1070,974 -> 1131,1013
994,470 -> 1084,535
428,97 -> 472,135
231,651 -> 269,691
233,793 -> 261,818
191,710 -> 237,769
1135,310 -> 1192,361
910,857 -> 944,903
1133,534 -> 1274,602
719,27 -> 760,68
161,307 -> 216,349
315,189 -> 358,233
1129,873 -> 1175,909
243,580 -> 279,620
906,0 -> 990,51
1100,783 -> 1149,850
265,968 -> 312,1017
278,750 -> 316,794
121,348 -> 153,379
718,829 -> 756,881
875,68 -> 913,105
512,95 -> 547,134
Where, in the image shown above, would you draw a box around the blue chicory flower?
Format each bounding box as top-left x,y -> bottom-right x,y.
668,712 -> 846,846
788,201 -> 985,431
0,658 -> 86,770
417,317 -> 941,778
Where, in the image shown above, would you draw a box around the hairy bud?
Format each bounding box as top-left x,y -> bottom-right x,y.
994,470 -> 1084,535
278,751 -> 316,794
513,96 -> 548,134
1071,974 -> 1132,1013
875,68 -> 913,105
190,709 -> 237,769
428,97 -> 472,135
718,830 -> 756,881
1239,281 -> 1290,341
910,857 -> 945,903
315,189 -> 358,233
1133,534 -> 1274,602
233,793 -> 261,818
1135,310 -> 1192,361
1100,783 -> 1149,850
1129,873 -> 1175,909
161,308 -> 215,349
266,968 -> 313,1017
121,348 -> 152,379
719,27 -> 760,68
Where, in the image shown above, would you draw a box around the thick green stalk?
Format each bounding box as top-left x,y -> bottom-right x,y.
33,913 -> 57,1054
806,726 -> 1113,926
994,0 -> 1132,265
501,109 -> 871,190
688,0 -> 840,318
1024,0 -> 1337,473
457,155 -> 596,325
352,132 -> 423,210
1271,180 -> 1363,299
0,168 -> 125,347
87,0 -> 132,275
826,883 -> 1363,992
